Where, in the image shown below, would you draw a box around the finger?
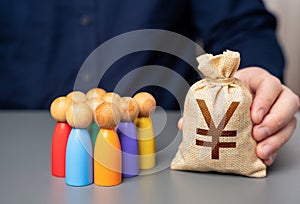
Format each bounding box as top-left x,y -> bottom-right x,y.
177,117 -> 183,130
256,117 -> 297,162
249,73 -> 282,124
263,152 -> 278,166
235,67 -> 282,124
253,86 -> 300,142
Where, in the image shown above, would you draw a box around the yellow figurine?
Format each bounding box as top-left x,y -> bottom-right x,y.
133,92 -> 156,170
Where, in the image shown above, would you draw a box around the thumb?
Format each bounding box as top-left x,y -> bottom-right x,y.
177,117 -> 183,130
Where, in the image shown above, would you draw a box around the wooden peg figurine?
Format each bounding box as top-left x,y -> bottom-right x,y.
133,92 -> 156,170
86,88 -> 106,99
86,97 -> 104,150
94,102 -> 122,186
117,97 -> 140,178
50,96 -> 73,177
67,91 -> 88,103
103,92 -> 121,106
65,103 -> 93,186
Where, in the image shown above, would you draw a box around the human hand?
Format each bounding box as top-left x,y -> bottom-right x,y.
177,67 -> 299,166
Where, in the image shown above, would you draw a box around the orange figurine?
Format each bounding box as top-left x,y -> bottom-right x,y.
94,102 -> 122,186
133,92 -> 156,170
86,88 -> 106,99
50,96 -> 73,177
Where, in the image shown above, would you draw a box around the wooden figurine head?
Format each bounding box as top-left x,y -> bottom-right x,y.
103,92 -> 121,107
66,102 -> 92,128
67,91 -> 87,103
86,88 -> 106,99
94,102 -> 121,129
50,96 -> 73,122
119,97 -> 140,122
133,92 -> 156,117
86,97 -> 104,121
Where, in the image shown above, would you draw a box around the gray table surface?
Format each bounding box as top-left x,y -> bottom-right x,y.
0,110 -> 299,204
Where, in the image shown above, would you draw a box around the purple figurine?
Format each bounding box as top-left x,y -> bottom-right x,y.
117,97 -> 140,178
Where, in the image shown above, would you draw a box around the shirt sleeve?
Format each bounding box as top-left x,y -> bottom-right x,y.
190,0 -> 285,81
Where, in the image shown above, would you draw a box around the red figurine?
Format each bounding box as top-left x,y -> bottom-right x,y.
50,96 -> 73,177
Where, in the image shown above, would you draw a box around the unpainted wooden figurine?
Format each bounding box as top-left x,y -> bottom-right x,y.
86,88 -> 106,99
103,92 -> 121,107
117,97 -> 140,178
67,91 -> 88,103
133,92 -> 156,170
50,96 -> 73,177
65,102 -> 93,186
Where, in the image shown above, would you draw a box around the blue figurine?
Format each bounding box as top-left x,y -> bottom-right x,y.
65,103 -> 93,186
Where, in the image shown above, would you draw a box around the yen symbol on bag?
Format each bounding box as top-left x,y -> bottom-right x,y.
195,99 -> 240,159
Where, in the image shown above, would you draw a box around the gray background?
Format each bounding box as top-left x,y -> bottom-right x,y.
0,111 -> 299,204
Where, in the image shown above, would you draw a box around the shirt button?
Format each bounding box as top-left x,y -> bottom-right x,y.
79,14 -> 91,26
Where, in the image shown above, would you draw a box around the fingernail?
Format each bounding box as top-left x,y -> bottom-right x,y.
268,154 -> 274,164
257,109 -> 265,123
262,145 -> 272,158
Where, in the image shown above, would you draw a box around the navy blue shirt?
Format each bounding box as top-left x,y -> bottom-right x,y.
0,0 -> 284,109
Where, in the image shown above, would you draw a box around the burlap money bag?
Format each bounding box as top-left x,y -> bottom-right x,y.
171,50 -> 266,177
